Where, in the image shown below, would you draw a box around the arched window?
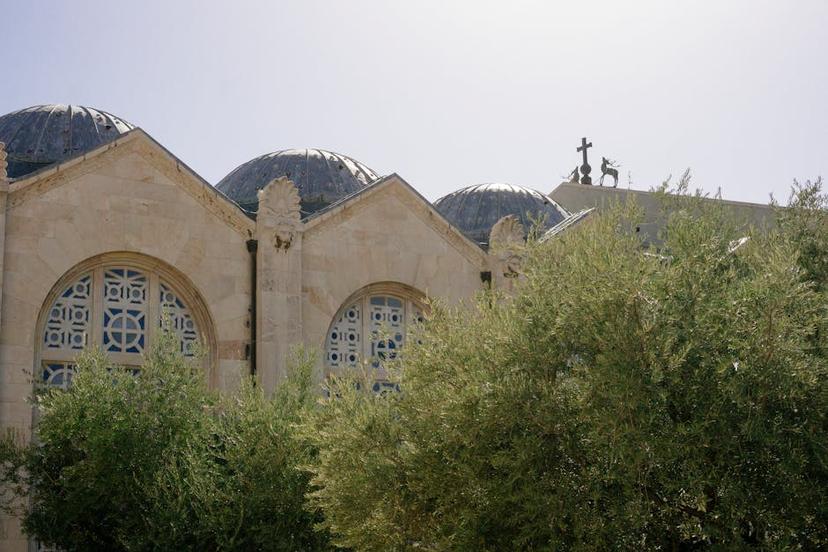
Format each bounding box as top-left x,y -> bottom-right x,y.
39,261 -> 205,389
326,286 -> 425,390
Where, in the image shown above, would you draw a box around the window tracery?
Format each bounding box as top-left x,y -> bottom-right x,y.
39,264 -> 203,388
326,288 -> 425,384
43,274 -> 91,351
103,268 -> 147,355
41,362 -> 76,391
159,282 -> 199,356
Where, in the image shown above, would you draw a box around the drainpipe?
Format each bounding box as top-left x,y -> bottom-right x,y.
246,239 -> 258,378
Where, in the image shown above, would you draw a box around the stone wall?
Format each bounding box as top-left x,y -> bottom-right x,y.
301,176 -> 488,381
0,133 -> 253,434
0,140 -> 494,549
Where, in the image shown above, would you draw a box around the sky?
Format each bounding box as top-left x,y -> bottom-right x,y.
2,0 -> 826,205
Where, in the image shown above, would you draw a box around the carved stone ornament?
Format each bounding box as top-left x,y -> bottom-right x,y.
257,177 -> 301,250
0,142 -> 7,181
489,215 -> 525,278
489,214 -> 524,249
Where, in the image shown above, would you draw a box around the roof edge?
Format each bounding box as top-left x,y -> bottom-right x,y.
303,173 -> 489,265
549,181 -> 775,211
8,128 -> 256,237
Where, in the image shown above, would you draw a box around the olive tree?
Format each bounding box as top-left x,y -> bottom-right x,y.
302,182 -> 828,550
0,332 -> 331,552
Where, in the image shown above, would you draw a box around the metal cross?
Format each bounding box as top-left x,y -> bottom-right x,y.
576,137 -> 593,185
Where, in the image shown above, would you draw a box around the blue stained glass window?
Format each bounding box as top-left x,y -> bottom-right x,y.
41,266 -> 202,388
326,292 -> 426,392
44,274 -> 91,351
41,362 -> 76,390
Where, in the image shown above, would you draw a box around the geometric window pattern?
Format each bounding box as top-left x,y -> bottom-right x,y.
103,268 -> 147,354
326,292 -> 425,384
368,296 -> 406,369
43,274 -> 91,351
327,302 -> 362,370
41,362 -> 77,391
40,265 -> 201,388
160,283 -> 198,357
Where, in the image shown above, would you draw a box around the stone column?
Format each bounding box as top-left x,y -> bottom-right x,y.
488,215 -> 525,293
0,144 -> 9,330
255,177 -> 303,393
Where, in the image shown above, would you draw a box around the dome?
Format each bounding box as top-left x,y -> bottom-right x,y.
435,183 -> 568,247
0,104 -> 135,179
216,148 -> 378,218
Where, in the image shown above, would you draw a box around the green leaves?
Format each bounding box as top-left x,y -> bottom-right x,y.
5,181 -> 828,550
3,337 -> 331,551
303,183 -> 828,550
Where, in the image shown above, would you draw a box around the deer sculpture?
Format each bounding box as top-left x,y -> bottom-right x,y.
599,157 -> 619,187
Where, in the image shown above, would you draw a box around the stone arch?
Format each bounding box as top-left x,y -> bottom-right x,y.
34,251 -> 218,388
324,281 -> 428,385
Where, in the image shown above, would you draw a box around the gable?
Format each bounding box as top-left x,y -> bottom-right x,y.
8,129 -> 255,238
2,131 -> 255,327
303,174 -> 487,267
301,175 -> 489,337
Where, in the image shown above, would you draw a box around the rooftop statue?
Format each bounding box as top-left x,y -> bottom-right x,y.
600,157 -> 620,188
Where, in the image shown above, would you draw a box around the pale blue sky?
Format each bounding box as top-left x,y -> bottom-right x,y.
2,0 -> 826,204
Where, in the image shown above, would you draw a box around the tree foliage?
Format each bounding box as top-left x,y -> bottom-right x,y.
302,182 -> 828,550
777,177 -> 828,290
0,331 -> 331,552
2,180 -> 827,551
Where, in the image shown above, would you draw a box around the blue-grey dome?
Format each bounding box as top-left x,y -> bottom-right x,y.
216,148 -> 378,218
435,183 -> 568,247
0,104 -> 135,179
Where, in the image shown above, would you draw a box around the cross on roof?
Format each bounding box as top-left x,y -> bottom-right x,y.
577,137 -> 592,159
576,137 -> 593,185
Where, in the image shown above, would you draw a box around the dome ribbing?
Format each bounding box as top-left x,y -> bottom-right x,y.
0,104 -> 135,179
435,183 -> 568,247
217,148 -> 378,218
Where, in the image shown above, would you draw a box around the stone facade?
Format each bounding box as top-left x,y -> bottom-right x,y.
0,127 -> 777,549
0,130 -> 502,548
0,133 -> 257,547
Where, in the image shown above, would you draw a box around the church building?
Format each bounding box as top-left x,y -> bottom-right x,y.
0,104 -> 773,549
